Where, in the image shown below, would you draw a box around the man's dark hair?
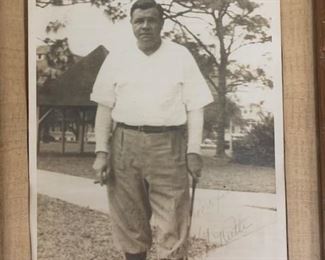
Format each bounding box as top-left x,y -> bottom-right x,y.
130,0 -> 164,20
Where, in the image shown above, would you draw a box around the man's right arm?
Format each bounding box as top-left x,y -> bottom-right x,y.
92,104 -> 113,173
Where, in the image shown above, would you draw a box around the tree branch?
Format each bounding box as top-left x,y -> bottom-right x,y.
206,75 -> 219,93
165,14 -> 220,68
226,30 -> 236,56
165,9 -> 207,19
36,0 -> 97,8
230,40 -> 269,55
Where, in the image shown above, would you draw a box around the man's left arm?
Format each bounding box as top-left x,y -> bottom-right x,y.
186,108 -> 204,181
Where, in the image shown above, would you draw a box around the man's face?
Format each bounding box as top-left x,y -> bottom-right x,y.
131,7 -> 164,50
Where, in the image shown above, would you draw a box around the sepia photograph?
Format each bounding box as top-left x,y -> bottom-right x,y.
28,0 -> 287,259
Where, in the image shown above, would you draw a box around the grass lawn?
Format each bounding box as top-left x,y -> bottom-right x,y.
38,142 -> 276,193
38,194 -> 218,260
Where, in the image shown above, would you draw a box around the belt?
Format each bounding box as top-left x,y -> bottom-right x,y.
116,122 -> 185,133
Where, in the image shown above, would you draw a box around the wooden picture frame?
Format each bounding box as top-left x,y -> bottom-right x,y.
314,0 -> 325,257
0,0 -> 322,259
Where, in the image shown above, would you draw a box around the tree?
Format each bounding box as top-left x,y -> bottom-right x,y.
161,0 -> 272,158
36,0 -> 272,158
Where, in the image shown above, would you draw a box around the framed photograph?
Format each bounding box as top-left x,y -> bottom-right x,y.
27,1 -> 288,259
0,0 -> 322,259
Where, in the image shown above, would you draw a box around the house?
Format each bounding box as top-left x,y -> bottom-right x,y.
38,44 -> 109,153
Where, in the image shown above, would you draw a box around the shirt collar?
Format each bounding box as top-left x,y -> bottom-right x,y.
134,39 -> 165,58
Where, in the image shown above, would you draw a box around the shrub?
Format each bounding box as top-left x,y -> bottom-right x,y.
233,115 -> 275,167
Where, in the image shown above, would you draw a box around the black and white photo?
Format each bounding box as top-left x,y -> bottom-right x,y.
28,0 -> 287,259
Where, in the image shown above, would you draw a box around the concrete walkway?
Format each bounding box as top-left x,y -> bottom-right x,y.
37,170 -> 287,260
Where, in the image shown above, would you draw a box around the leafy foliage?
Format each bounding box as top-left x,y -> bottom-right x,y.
232,114 -> 275,167
36,0 -> 127,21
37,38 -> 78,88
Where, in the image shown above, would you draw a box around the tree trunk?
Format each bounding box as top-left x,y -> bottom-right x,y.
216,64 -> 227,157
215,12 -> 228,158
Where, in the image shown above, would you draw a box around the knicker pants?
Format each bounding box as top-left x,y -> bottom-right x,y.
107,126 -> 190,259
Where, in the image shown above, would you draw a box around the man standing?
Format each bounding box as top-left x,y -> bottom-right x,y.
91,0 -> 213,259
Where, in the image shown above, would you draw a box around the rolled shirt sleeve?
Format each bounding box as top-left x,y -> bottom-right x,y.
90,54 -> 117,108
94,104 -> 113,153
182,50 -> 214,111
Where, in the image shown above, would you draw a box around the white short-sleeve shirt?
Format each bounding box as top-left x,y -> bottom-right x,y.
90,40 -> 214,126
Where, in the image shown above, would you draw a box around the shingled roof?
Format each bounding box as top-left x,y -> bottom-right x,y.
38,45 -> 109,107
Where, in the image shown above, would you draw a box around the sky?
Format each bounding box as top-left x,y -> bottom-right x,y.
31,0 -> 282,112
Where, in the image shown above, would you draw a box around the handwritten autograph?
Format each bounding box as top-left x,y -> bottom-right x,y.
193,192 -> 228,218
195,217 -> 252,247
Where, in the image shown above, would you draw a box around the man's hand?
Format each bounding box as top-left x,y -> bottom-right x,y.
93,152 -> 110,185
186,153 -> 203,182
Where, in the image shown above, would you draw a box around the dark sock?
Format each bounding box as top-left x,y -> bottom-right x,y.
161,258 -> 186,260
125,252 -> 147,260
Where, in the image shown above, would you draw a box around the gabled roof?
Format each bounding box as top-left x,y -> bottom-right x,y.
38,45 -> 109,107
